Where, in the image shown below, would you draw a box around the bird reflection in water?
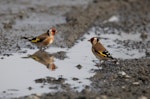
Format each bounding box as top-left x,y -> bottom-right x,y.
23,50 -> 57,71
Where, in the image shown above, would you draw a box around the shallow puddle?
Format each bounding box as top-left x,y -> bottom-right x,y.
0,37 -> 97,98
0,25 -> 147,98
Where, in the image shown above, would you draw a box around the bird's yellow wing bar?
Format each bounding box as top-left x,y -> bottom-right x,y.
98,51 -> 107,57
31,38 -> 41,43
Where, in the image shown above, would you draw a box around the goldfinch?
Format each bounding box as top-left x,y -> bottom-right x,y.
23,27 -> 57,50
88,37 -> 114,60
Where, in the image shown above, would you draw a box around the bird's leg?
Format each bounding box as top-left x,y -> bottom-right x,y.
92,59 -> 99,63
112,58 -> 119,65
100,60 -> 108,67
95,60 -> 104,69
100,60 -> 104,64
42,46 -> 48,51
42,47 -> 46,51
39,47 -> 45,51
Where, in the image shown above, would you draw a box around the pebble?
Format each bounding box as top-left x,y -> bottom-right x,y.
28,87 -> 32,90
72,77 -> 79,81
118,71 -> 126,76
124,74 -> 131,78
121,86 -> 126,89
132,82 -> 140,85
76,64 -> 82,69
138,96 -> 147,99
99,95 -> 108,99
140,32 -> 148,40
26,95 -> 40,99
145,49 -> 150,57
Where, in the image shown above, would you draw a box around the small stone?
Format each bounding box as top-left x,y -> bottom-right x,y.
72,77 -> 79,81
76,64 -> 82,69
145,49 -> 150,57
138,95 -> 147,99
3,22 -> 12,29
49,86 -> 58,89
132,82 -> 140,85
73,86 -> 79,89
118,71 -> 126,76
100,95 -> 108,99
121,86 -> 126,89
3,54 -> 13,57
140,32 -> 148,40
125,74 -> 131,78
93,0 -> 99,3
78,81 -> 82,83
35,78 -> 46,83
35,93 -> 42,97
28,86 -> 32,90
1,57 -> 4,59
27,95 -> 40,99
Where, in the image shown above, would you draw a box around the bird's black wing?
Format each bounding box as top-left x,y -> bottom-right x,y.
31,36 -> 46,43
102,50 -> 114,59
94,49 -> 113,59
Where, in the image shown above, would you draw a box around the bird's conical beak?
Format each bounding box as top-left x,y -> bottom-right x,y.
88,39 -> 90,42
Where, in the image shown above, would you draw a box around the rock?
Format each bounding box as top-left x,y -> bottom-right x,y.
124,74 -> 131,78
28,87 -> 32,90
72,77 -> 79,81
138,96 -> 148,99
99,95 -> 108,99
118,71 -> 126,76
49,86 -> 58,89
140,32 -> 148,40
132,82 -> 140,85
26,95 -> 40,99
2,20 -> 13,29
145,49 -> 150,57
76,64 -> 82,69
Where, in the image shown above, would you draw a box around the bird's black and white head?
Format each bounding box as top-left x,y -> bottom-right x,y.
88,37 -> 99,45
47,27 -> 57,36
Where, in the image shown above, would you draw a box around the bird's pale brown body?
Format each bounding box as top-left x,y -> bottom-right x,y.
89,37 -> 114,60
23,28 -> 57,50
33,33 -> 55,48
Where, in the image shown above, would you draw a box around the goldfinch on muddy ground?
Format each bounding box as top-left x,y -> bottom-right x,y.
22,27 -> 57,50
88,37 -> 117,65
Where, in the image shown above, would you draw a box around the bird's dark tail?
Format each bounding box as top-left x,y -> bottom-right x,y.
21,37 -> 32,41
109,56 -> 114,59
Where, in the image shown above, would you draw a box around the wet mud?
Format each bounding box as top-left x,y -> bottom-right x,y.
0,0 -> 150,99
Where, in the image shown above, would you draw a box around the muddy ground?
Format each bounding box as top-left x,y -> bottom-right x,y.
0,0 -> 150,99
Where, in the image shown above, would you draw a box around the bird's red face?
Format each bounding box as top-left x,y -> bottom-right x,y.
47,28 -> 57,36
88,37 -> 99,45
50,28 -> 57,35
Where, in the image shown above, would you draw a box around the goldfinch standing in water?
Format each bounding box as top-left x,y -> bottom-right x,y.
88,37 -> 114,62
23,27 -> 57,50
